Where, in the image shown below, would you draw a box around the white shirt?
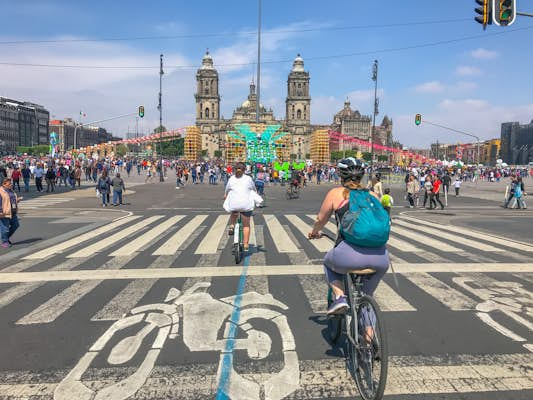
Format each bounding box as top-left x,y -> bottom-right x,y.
224,174 -> 256,212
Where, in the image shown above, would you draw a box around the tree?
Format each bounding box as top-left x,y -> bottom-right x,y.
330,151 -> 343,162
115,144 -> 129,157
214,150 -> 223,158
153,125 -> 167,134
162,145 -> 178,156
362,152 -> 372,161
377,155 -> 388,162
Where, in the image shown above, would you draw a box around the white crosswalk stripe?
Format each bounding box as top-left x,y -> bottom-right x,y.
286,214 -> 331,252
264,214 -> 299,253
110,215 -> 184,256
24,216 -> 140,260
67,216 -> 163,258
20,197 -> 75,209
153,215 -> 208,255
394,219 -> 505,252
194,215 -> 228,254
391,225 -> 462,252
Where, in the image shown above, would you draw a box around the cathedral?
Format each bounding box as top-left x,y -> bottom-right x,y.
194,51 -> 392,159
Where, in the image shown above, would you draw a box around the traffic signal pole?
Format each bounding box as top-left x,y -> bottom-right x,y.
418,119 -> 481,166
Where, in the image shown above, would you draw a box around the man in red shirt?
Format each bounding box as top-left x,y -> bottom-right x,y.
430,175 -> 445,210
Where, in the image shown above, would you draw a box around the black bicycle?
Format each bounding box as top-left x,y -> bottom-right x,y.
286,183 -> 299,200
322,235 -> 388,400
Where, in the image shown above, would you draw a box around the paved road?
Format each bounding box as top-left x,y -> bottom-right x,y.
0,179 -> 531,399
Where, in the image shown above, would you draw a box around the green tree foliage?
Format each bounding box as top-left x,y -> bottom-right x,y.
377,155 -> 389,162
115,144 -> 129,157
214,150 -> 223,158
16,145 -> 50,156
153,125 -> 167,134
362,152 -> 372,161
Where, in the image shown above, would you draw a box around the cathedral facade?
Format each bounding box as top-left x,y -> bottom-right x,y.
194,51 -> 392,160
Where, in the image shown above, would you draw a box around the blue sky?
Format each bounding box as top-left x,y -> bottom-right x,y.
1,0 -> 533,147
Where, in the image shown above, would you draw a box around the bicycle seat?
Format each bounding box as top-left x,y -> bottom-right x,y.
348,268 -> 376,275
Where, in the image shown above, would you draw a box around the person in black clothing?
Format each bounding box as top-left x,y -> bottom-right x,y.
442,172 -> 451,196
45,167 -> 56,192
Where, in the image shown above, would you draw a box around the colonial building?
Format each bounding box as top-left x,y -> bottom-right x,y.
49,118 -> 116,152
501,120 -> 533,165
0,97 -> 49,153
194,51 -> 393,161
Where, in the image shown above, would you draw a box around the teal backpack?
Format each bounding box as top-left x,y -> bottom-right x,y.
340,189 -> 391,247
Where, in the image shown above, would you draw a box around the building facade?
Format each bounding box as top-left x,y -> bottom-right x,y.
194,51 -> 394,161
501,120 -> 533,165
50,118 -> 115,152
0,97 -> 49,153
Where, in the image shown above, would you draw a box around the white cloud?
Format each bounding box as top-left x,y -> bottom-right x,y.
471,48 -> 499,59
393,99 -> 533,148
455,66 -> 482,76
414,81 -> 445,93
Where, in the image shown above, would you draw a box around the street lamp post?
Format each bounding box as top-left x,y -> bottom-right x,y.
370,60 -> 378,175
256,0 -> 262,125
158,54 -> 164,182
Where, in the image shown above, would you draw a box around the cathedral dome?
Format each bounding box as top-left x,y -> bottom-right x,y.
292,53 -> 305,72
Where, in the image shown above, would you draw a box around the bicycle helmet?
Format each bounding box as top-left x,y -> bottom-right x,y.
337,157 -> 365,181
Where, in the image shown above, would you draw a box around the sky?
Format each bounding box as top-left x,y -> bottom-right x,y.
1,0 -> 533,147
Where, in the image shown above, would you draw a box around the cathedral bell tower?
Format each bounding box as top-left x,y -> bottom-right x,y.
195,50 -> 220,126
286,54 -> 311,157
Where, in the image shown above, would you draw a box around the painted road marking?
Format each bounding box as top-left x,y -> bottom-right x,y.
400,216 -> 533,252
394,219 -> 505,252
374,280 -> 417,312
1,353 -> 531,397
24,216 -> 140,260
306,214 -> 337,235
387,236 -> 423,252
195,215 -> 228,254
16,256 -> 135,325
391,225 -> 462,252
0,258 -> 88,310
286,215 -> 331,252
68,216 -> 163,258
153,215 -> 208,255
403,272 -> 477,310
110,215 -> 184,256
1,263 -> 532,283
263,215 -> 299,253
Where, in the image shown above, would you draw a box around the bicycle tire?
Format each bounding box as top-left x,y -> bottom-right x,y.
353,295 -> 388,400
327,287 -> 342,344
285,190 -> 292,200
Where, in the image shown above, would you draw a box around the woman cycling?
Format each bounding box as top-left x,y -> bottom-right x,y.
224,163 -> 257,252
308,158 -> 389,315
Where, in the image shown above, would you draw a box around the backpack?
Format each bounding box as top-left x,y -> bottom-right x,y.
339,190 -> 391,248
514,183 -> 522,198
99,178 -> 107,190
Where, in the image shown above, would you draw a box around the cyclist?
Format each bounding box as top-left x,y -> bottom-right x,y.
308,158 -> 389,315
224,162 -> 256,252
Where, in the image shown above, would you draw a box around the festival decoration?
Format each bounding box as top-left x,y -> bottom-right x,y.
227,124 -> 288,163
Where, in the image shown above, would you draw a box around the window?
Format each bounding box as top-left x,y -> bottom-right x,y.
297,109 -> 302,119
205,107 -> 210,118
298,83 -> 301,88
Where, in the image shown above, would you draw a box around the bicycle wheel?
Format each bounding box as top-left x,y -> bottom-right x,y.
285,189 -> 292,200
353,295 -> 388,400
327,287 -> 342,344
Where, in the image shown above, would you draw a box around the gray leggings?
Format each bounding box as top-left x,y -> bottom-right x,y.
324,240 -> 389,296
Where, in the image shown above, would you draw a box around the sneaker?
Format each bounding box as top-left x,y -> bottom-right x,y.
175,187 -> 180,189
327,295 -> 349,315
1,242 -> 11,248
228,226 -> 235,236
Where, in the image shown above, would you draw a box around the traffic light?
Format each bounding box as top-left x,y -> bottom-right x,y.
493,0 -> 516,26
138,105 -> 145,118
475,0 -> 492,28
415,114 -> 422,126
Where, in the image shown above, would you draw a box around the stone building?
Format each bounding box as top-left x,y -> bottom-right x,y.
194,51 -> 394,161
501,120 -> 533,165
49,118 -> 115,152
0,97 -> 49,153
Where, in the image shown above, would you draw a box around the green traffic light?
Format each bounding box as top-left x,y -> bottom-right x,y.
501,10 -> 510,20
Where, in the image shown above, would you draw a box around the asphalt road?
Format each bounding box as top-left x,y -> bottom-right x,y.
0,177 -> 531,399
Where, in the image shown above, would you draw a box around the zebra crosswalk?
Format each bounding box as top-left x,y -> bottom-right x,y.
11,212 -> 533,265
19,196 -> 76,209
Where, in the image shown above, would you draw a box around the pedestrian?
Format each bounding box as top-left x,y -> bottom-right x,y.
442,172 -> 451,197
96,170 -> 111,207
422,175 -> 433,207
11,167 -> 21,192
0,178 -> 22,248
368,174 -> 384,199
454,176 -> 462,196
34,163 -> 44,192
21,164 -> 31,192
381,188 -> 394,216
430,175 -> 445,210
45,166 -> 56,192
406,175 -> 417,208
111,173 -> 126,206
74,165 -> 82,188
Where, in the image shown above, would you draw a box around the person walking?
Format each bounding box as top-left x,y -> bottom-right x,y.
422,175 -> 433,208
34,163 -> 44,192
111,173 -> 126,206
430,175 -> 445,210
368,174 -> 384,199
45,166 -> 56,192
381,188 -> 394,216
454,176 -> 462,196
442,172 -> 451,198
11,167 -> 21,192
21,164 -> 31,192
97,170 -> 111,207
406,174 -> 417,208
0,178 -> 22,248
74,165 -> 82,188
